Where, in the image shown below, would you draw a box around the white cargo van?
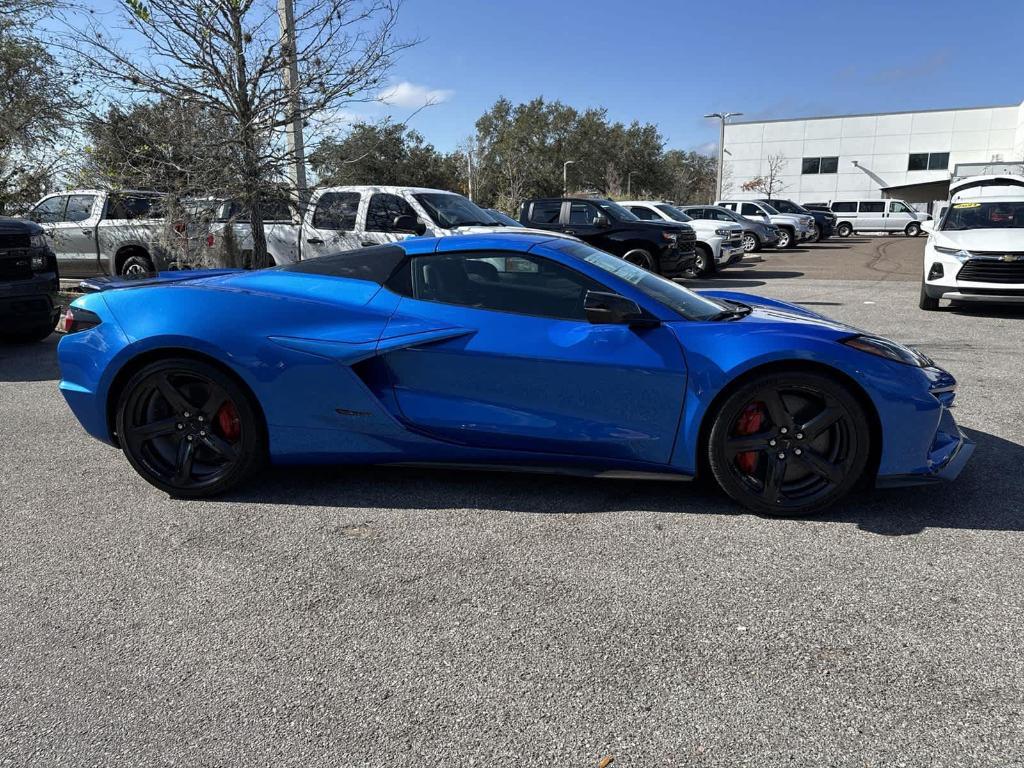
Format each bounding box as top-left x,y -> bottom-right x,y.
828,199 -> 930,237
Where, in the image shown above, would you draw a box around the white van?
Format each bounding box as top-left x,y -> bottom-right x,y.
828,199 -> 930,238
920,175 -> 1024,310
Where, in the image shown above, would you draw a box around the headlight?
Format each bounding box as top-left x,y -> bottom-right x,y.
715,228 -> 732,236
661,231 -> 678,242
30,233 -> 46,248
934,245 -> 971,262
841,334 -> 933,368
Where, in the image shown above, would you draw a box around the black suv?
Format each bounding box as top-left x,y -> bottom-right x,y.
0,217 -> 61,342
519,197 -> 697,276
756,198 -> 836,241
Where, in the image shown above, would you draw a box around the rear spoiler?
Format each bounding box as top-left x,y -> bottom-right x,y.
79,268 -> 243,293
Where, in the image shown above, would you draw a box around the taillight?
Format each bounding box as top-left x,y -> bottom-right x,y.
61,307 -> 102,334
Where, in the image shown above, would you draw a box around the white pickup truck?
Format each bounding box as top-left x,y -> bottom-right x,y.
26,190 -> 179,277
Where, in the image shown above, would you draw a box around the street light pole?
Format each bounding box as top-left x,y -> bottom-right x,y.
627,170 -> 636,197
563,160 -> 576,196
704,111 -> 743,201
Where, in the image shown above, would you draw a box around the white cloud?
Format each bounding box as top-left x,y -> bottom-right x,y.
378,81 -> 454,109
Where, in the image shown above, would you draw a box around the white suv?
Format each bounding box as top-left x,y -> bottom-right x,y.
714,199 -> 815,248
619,200 -> 745,275
920,175 -> 1024,310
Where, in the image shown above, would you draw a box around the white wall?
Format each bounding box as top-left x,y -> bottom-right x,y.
721,102 -> 1023,203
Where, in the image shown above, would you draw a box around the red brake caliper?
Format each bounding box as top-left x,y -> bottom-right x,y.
734,402 -> 765,474
215,400 -> 241,442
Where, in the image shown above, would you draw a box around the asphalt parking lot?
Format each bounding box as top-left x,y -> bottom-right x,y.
2,236 -> 1023,767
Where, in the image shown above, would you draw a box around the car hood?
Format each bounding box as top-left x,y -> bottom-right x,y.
0,216 -> 42,235
696,289 -> 860,336
771,213 -> 812,226
929,228 -> 1024,251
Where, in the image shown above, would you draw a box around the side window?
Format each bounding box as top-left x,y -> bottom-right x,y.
859,201 -> 885,213
261,198 -> 294,222
890,201 -> 913,214
312,192 -> 359,230
685,209 -> 704,219
720,202 -> 736,211
831,201 -> 856,213
568,202 -> 601,225
366,193 -> 416,232
106,196 -> 154,220
741,203 -> 763,216
528,201 -> 562,224
628,206 -> 657,220
407,251 -> 605,321
30,196 -> 67,224
712,210 -> 732,221
64,194 -> 96,223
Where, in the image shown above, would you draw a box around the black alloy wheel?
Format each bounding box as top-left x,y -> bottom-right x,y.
708,372 -> 870,515
623,249 -> 656,271
116,358 -> 264,497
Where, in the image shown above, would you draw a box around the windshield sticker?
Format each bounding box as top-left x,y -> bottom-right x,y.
953,202 -> 981,209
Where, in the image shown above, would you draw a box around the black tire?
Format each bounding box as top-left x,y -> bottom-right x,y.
1,323 -> 53,343
115,358 -> 265,497
905,222 -> 922,238
777,228 -> 795,249
622,249 -> 655,272
919,280 -> 940,311
741,233 -> 760,253
693,244 -> 716,277
836,222 -> 853,238
707,371 -> 871,516
807,225 -> 821,244
119,253 -> 155,276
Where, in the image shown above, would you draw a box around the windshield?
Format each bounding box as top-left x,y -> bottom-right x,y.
487,209 -> 523,227
553,240 -> 725,321
941,200 -> 1024,230
759,202 -> 780,215
765,199 -> 804,214
656,204 -> 692,222
413,193 -> 499,228
594,200 -> 640,221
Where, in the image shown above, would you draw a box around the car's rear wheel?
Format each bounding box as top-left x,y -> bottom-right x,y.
622,249 -> 655,271
120,254 -> 155,276
741,233 -> 760,253
905,222 -> 922,237
115,358 -> 265,497
836,222 -> 853,238
707,371 -> 870,516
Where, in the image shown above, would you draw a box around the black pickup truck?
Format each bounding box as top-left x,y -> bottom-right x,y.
519,197 -> 697,277
0,217 -> 61,342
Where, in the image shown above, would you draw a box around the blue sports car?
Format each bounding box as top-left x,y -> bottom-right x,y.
57,232 -> 973,515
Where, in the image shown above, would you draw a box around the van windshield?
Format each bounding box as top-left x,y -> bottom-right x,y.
941,201 -> 1024,230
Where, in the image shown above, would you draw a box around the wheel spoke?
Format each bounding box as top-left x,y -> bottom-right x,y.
126,417 -> 179,444
156,374 -> 193,414
794,449 -> 842,485
800,405 -> 842,440
199,384 -> 228,421
763,455 -> 786,501
726,432 -> 773,455
200,432 -> 237,462
173,439 -> 196,484
760,389 -> 790,429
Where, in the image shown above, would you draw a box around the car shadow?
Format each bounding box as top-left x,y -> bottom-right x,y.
947,303 -> 1024,319
221,427 -> 1022,536
0,334 -> 61,382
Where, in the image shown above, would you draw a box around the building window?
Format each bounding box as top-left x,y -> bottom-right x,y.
909,152 -> 949,171
801,156 -> 839,174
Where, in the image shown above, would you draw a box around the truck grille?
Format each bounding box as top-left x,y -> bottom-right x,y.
957,258 -> 1024,284
0,254 -> 33,280
0,233 -> 31,250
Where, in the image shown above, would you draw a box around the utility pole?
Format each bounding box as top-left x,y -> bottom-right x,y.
627,170 -> 636,197
704,112 -> 743,200
563,160 -> 576,196
278,0 -> 308,221
466,146 -> 473,202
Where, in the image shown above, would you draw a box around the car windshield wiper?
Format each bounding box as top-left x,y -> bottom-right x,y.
708,301 -> 753,321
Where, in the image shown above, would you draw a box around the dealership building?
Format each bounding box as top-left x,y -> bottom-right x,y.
721,100 -> 1024,209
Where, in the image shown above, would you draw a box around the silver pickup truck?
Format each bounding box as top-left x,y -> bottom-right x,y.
26,190 -> 197,277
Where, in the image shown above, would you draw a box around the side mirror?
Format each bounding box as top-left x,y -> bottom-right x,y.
593,213 -> 610,227
921,220 -> 935,233
393,214 -> 426,235
584,290 -> 659,328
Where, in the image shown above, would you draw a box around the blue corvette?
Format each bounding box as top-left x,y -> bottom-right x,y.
57,232 -> 973,515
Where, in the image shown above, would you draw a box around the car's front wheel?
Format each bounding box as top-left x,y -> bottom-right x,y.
622,248 -> 656,272
905,222 -> 922,237
707,371 -> 870,516
741,233 -> 760,253
777,228 -> 794,249
692,244 -> 716,277
919,279 -> 940,311
115,358 -> 265,497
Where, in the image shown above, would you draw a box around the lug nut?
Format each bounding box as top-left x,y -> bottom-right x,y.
769,439 -> 777,446
796,433 -> 804,440
186,435 -> 193,441
777,452 -> 786,459
176,423 -> 183,430
795,448 -> 803,455
780,427 -> 788,434
199,430 -> 206,436
197,416 -> 204,422
183,411 -> 190,418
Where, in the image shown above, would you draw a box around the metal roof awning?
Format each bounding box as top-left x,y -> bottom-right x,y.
880,178 -> 952,203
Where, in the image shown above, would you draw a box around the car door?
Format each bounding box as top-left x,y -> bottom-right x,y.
887,200 -> 916,232
740,202 -> 769,223
378,247 -> 688,464
302,190 -> 363,258
361,192 -> 421,247
857,201 -> 886,231
565,200 -> 617,251
59,194 -> 101,276
29,195 -> 67,267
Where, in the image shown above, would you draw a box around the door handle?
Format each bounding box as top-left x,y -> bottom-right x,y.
360,241 -> 376,247
307,238 -> 324,244
82,229 -> 92,236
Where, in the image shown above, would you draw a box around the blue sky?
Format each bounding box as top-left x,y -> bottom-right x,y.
78,0 -> 1024,154
380,0 -> 1024,152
